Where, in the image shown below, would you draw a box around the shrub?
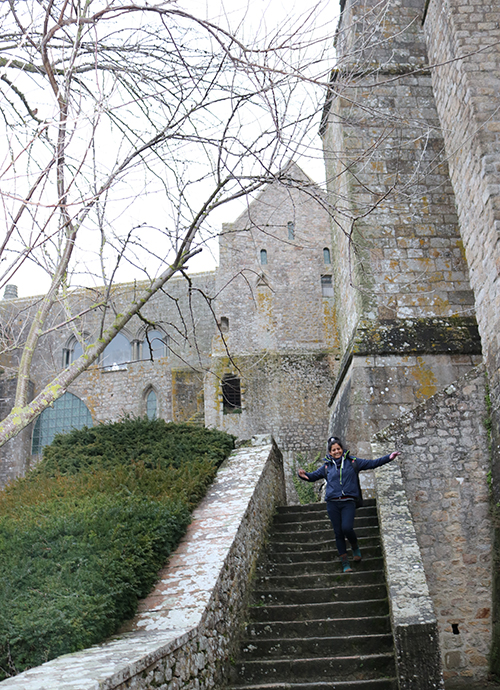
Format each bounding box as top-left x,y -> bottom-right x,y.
0,419 -> 234,679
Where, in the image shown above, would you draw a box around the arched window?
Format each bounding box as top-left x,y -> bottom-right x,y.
323,247 -> 331,264
62,336 -> 89,367
260,249 -> 268,265
288,221 -> 295,240
32,392 -> 93,455
102,333 -> 131,369
146,389 -> 158,420
141,329 -> 168,360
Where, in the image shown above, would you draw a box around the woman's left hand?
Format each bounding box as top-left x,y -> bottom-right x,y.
389,451 -> 401,460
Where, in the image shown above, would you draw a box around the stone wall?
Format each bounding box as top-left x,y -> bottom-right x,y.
322,0 -> 476,352
423,0 -> 500,501
205,352 -> 337,453
0,436 -> 286,690
373,448 -> 444,690
372,365 -> 492,682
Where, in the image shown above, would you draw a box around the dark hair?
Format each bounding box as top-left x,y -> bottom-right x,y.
327,436 -> 343,452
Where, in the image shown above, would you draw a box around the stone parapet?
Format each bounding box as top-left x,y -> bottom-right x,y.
373,447 -> 444,690
372,365 -> 492,683
0,436 -> 286,690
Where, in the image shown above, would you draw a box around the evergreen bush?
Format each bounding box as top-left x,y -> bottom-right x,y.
0,419 -> 234,679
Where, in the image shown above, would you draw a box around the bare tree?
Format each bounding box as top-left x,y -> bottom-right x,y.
0,0 -> 332,447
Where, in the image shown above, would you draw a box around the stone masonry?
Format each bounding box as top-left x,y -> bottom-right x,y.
205,163 -> 340,455
372,365 -> 492,682
322,0 -> 482,457
422,0 -> 500,500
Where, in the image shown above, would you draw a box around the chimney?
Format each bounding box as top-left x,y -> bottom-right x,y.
3,284 -> 18,300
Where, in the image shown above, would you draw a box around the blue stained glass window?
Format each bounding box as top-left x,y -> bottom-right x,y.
146,389 -> 157,419
32,392 -> 93,455
260,249 -> 268,265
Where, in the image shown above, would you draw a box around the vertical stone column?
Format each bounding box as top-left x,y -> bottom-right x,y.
423,0 -> 500,499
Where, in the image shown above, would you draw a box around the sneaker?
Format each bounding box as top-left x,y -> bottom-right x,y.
340,554 -> 353,573
352,546 -> 362,562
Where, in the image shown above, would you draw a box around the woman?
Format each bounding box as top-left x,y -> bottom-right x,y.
297,436 -> 400,573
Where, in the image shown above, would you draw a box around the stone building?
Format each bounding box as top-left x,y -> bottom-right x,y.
320,0 -> 500,683
0,164 -> 338,486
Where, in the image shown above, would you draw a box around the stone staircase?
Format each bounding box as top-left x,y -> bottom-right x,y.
226,499 -> 397,690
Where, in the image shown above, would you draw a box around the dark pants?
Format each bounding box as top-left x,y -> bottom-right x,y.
326,499 -> 357,556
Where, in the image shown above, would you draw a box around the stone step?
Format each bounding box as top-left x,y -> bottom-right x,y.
225,498 -> 396,690
231,653 -> 396,685
251,583 -> 388,606
230,680 -> 397,690
254,568 -> 386,591
268,535 -> 377,554
267,526 -> 380,544
277,499 -> 377,515
270,515 -> 379,532
261,543 -> 382,564
239,633 -> 395,660
244,615 -> 392,640
247,598 -> 389,623
256,556 -> 384,578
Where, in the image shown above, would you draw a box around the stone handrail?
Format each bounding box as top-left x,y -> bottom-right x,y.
372,441 -> 444,690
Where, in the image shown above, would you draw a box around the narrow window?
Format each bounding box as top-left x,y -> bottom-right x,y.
321,275 -> 334,297
222,374 -> 241,413
220,317 -> 229,333
260,249 -> 268,265
323,247 -> 331,264
288,221 -> 295,240
146,389 -> 157,420
62,337 -> 87,367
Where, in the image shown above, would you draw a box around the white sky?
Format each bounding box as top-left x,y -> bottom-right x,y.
2,0 -> 339,297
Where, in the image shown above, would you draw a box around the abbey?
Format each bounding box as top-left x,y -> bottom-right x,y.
0,0 -> 499,683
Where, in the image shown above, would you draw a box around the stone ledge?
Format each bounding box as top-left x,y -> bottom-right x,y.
373,445 -> 444,690
0,435 -> 286,690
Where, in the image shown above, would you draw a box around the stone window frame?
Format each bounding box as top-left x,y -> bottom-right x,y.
321,274 -> 334,297
323,247 -> 331,264
221,374 -> 242,414
139,326 -> 169,361
144,385 -> 159,420
62,333 -> 91,367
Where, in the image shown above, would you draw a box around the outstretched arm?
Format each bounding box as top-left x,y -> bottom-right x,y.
356,451 -> 401,471
297,466 -> 326,482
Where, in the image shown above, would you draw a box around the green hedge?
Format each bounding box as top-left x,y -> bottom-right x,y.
0,419 -> 234,679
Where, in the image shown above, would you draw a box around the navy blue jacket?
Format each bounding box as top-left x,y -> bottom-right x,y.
302,451 -> 392,502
